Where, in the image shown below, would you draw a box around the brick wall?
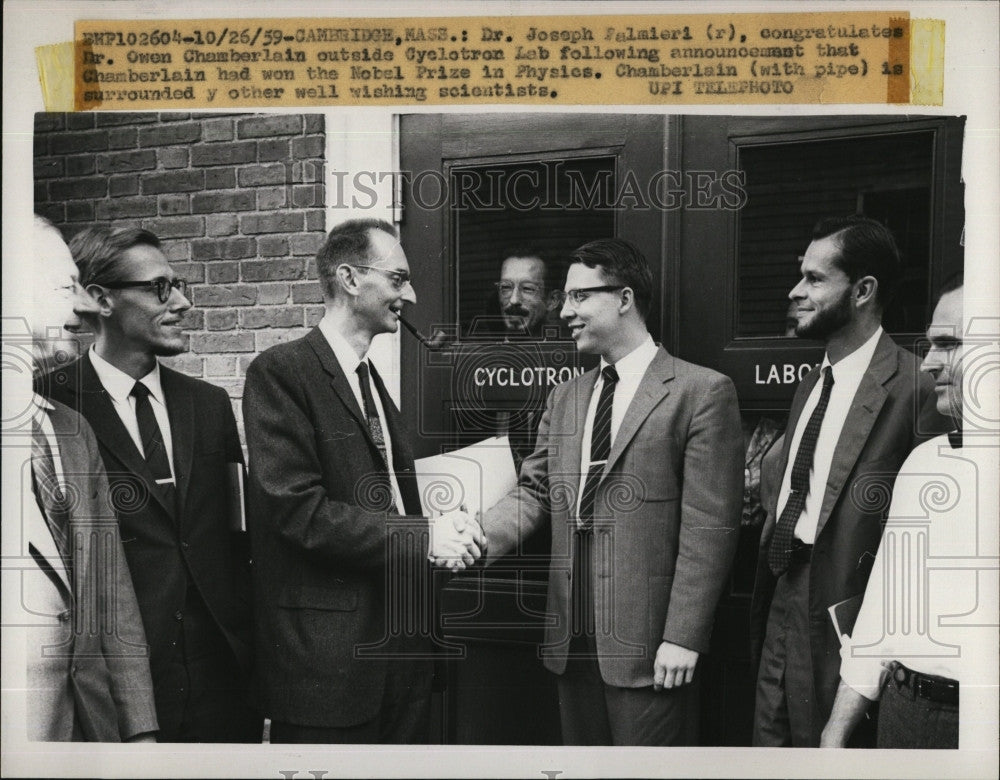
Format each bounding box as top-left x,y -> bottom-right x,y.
33,112 -> 327,438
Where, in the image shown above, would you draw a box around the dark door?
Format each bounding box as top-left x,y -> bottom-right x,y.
672,114 -> 965,745
399,113 -> 665,744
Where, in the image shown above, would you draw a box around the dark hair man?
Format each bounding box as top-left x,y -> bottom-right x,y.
26,216 -> 157,741
752,216 -> 951,747
821,274 -> 989,749
39,225 -> 261,743
242,218 -> 483,744
471,237 -> 744,745
495,247 -> 564,337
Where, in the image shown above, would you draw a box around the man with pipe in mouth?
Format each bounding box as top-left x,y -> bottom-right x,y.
242,218 -> 484,743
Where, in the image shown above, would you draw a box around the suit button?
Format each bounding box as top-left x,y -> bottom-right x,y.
174,611 -> 183,621
181,541 -> 190,549
71,666 -> 78,676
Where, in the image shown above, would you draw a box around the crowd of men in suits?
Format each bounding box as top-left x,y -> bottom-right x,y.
21,211 -> 974,748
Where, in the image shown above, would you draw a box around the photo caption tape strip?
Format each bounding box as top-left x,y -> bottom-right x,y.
33,12 -> 944,110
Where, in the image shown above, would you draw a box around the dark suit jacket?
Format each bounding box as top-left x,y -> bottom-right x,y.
25,398 -> 158,741
40,353 -> 254,729
242,327 -> 426,728
483,346 -> 744,686
750,332 -> 950,733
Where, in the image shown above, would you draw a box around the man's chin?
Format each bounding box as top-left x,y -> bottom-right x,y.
154,340 -> 189,357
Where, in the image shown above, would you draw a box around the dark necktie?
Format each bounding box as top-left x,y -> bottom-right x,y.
578,364 -> 619,530
31,417 -> 72,575
130,381 -> 174,492
357,360 -> 390,472
768,366 -> 835,575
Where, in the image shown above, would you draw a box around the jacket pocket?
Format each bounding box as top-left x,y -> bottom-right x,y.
277,584 -> 358,611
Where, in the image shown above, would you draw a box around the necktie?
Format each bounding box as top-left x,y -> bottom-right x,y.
31,417 -> 72,575
768,366 -> 835,575
356,361 -> 390,472
130,381 -> 174,492
578,364 -> 619,530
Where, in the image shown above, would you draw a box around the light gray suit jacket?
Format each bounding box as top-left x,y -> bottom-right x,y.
24,398 -> 157,741
483,346 -> 744,687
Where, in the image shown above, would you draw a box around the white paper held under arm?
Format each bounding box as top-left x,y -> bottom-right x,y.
414,436 -> 517,517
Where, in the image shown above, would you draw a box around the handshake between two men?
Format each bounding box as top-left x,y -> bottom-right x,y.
428,509 -> 487,572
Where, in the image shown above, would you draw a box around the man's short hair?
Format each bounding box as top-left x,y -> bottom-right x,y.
569,238 -> 654,319
499,246 -> 564,292
69,226 -> 162,287
315,218 -> 397,299
811,215 -> 901,309
936,270 -> 964,302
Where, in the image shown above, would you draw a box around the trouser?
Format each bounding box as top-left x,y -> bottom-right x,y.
270,652 -> 434,744
556,528 -> 698,746
876,662 -> 959,749
753,560 -> 817,746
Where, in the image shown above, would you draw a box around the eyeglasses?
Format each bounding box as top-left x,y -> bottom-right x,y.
351,264 -> 411,291
495,281 -> 544,300
559,286 -> 625,306
100,277 -> 188,304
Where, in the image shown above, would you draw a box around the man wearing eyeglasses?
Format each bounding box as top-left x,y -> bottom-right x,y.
38,226 -> 262,743
242,218 -> 483,744
474,238 -> 744,745
494,248 -> 564,338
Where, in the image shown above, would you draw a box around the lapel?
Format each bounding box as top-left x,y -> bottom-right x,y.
161,367 -> 195,516
25,467 -> 72,596
562,367 -> 599,478
33,403 -> 80,596
73,353 -> 174,517
305,328 -> 379,453
815,332 -> 898,538
602,346 -> 674,479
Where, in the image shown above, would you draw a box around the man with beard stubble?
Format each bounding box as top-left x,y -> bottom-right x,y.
751,215 -> 950,747
40,226 -> 261,743
495,248 -> 565,338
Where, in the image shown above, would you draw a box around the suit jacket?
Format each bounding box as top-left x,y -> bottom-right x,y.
40,353 -> 254,727
25,398 -> 158,741
750,332 -> 950,732
242,327 -> 425,728
482,345 -> 744,686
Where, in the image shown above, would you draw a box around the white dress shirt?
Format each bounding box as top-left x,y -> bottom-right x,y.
839,435 -> 999,699
576,335 -> 659,518
31,393 -> 66,485
89,347 -> 176,484
776,327 -> 883,543
318,315 -> 406,515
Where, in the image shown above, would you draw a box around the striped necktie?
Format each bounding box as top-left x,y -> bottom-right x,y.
578,364 -> 619,530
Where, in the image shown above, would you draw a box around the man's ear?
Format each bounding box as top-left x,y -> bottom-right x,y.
545,289 -> 562,311
85,284 -> 113,317
855,275 -> 878,307
335,264 -> 360,297
618,286 -> 636,314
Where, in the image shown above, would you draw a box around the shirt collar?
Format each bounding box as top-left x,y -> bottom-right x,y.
600,334 -> 657,379
821,326 -> 883,381
31,391 -> 55,413
318,315 -> 368,376
89,346 -> 165,406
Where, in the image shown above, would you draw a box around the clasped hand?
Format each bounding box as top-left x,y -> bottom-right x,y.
429,509 -> 486,571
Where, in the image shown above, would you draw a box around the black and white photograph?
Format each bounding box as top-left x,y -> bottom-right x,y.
3,2 -> 998,779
